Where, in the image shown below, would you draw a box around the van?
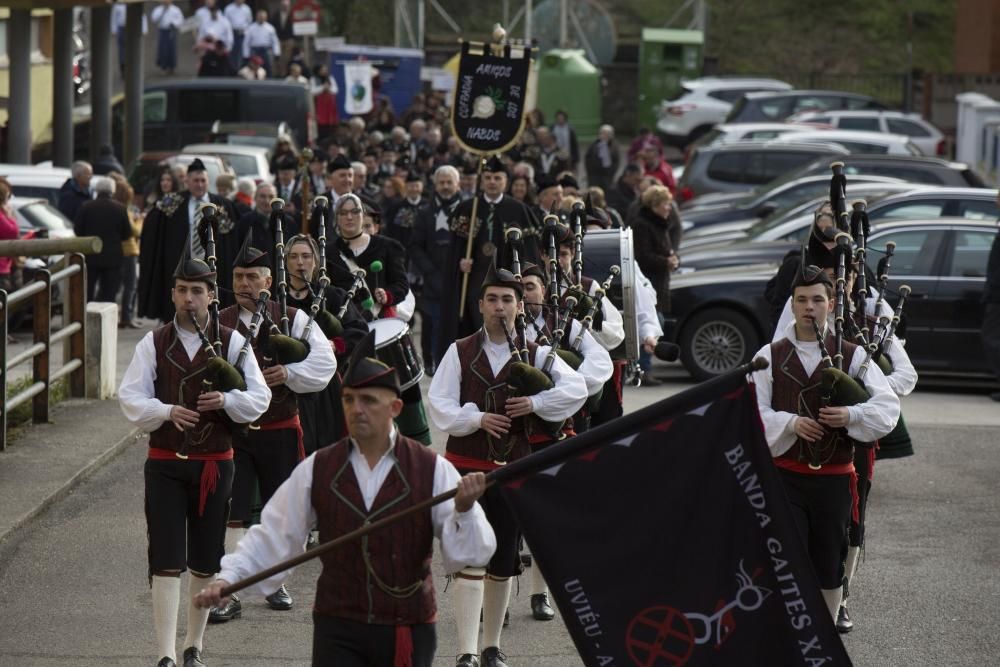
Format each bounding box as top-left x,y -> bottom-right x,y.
142,79 -> 316,151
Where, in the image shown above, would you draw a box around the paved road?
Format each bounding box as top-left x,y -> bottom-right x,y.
1,320 -> 999,665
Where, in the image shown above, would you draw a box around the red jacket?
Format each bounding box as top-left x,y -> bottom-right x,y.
0,209 -> 20,275
644,160 -> 676,195
315,90 -> 339,126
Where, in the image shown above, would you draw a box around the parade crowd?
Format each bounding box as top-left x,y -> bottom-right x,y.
48,5 -> 928,666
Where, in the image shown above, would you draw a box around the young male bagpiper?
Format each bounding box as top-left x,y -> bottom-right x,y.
119,252 -> 271,667
750,268 -> 899,621
428,264 -> 588,667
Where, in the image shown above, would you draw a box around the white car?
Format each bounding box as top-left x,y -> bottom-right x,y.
789,110 -> 946,157
0,164 -> 72,207
656,77 -> 792,147
690,122 -> 827,150
764,129 -> 923,156
182,143 -> 273,183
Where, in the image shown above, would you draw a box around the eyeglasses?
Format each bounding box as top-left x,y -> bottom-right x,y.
287,253 -> 314,262
338,208 -> 360,217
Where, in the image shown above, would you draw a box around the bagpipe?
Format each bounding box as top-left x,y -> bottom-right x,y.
298,196 -> 344,341
176,204 -> 246,459
808,163 -> 912,465
258,198 -> 310,365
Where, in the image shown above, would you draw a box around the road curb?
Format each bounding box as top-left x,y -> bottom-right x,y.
0,422 -> 141,547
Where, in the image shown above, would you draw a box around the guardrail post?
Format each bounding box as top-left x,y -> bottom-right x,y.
67,253 -> 86,398
1,290 -> 7,451
32,270 -> 51,424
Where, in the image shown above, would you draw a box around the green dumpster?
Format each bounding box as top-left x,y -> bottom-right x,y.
637,28 -> 704,131
535,49 -> 601,143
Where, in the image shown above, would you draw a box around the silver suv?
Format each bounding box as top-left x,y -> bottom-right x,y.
677,141 -> 849,203
655,77 -> 792,147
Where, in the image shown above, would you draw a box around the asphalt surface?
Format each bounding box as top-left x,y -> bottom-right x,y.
1,329 -> 999,665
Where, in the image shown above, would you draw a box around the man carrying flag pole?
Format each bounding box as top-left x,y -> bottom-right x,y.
194,331 -> 496,666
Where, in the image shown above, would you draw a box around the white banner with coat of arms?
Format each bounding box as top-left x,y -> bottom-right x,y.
343,62 -> 374,115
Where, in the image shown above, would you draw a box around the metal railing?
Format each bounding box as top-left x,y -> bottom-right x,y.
0,253 -> 87,450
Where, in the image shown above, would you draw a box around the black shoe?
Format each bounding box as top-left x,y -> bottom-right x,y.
424,363 -> 435,377
836,604 -> 853,633
156,659 -> 176,667
182,647 -> 206,667
530,592 -> 555,621
481,647 -> 509,667
641,374 -> 663,387
456,655 -> 480,667
990,391 -> 1000,402
266,584 -> 293,610
207,595 -> 241,623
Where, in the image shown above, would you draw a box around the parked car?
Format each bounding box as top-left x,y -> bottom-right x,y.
677,141 -> 849,202
126,152 -> 235,195
182,143 -> 272,183
796,154 -> 987,188
681,182 -> 919,250
209,121 -> 298,157
686,122 -> 828,153
0,164 -> 73,208
11,198 -> 76,240
679,174 -> 905,231
725,90 -> 887,124
142,79 -> 316,151
789,110 -> 947,156
765,129 -> 923,155
663,218 -> 998,382
655,77 -> 792,146
679,187 -> 1000,270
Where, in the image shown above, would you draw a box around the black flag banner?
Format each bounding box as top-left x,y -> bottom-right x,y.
500,376 -> 853,667
450,40 -> 531,155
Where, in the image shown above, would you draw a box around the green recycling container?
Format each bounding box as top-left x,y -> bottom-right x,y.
638,28 -> 704,132
535,49 -> 601,143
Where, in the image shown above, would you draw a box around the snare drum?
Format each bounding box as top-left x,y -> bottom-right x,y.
582,228 -> 639,361
368,319 -> 424,391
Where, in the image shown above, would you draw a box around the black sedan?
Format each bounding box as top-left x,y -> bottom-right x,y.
663,218 -> 998,383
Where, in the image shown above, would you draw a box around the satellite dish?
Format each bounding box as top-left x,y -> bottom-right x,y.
531,0 -> 617,66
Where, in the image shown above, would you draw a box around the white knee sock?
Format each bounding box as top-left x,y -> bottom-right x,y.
843,545 -> 861,602
453,570 -> 485,656
184,573 -> 213,652
152,575 -> 181,662
529,561 -> 548,597
224,526 -> 246,556
821,587 -> 843,621
482,577 -> 513,650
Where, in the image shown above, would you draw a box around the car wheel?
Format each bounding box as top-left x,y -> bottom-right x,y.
679,308 -> 760,382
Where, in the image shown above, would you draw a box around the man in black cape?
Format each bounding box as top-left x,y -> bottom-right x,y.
435,156 -> 539,365
138,159 -> 242,323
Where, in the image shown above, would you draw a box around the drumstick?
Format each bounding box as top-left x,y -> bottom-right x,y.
370,260 -> 384,302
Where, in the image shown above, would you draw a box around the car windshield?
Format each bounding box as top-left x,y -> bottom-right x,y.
214,154 -> 258,175
18,201 -> 71,231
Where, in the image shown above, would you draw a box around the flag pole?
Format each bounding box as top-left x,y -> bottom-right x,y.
218,357 -> 769,598
457,155 -> 486,321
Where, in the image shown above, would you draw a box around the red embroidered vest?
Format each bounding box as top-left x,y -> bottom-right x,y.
770,336 -> 860,467
149,322 -> 236,454
445,331 -> 538,464
311,435 -> 438,624
219,301 -> 299,424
